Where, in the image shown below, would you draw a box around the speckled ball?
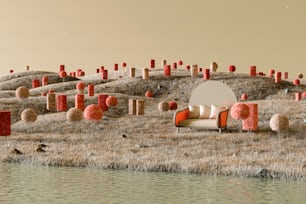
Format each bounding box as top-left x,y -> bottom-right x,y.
145,91 -> 153,98
230,103 -> 250,120
269,114 -> 289,132
66,107 -> 83,122
106,96 -> 118,107
15,86 -> 30,99
158,101 -> 169,112
21,108 -> 37,122
84,104 -> 103,121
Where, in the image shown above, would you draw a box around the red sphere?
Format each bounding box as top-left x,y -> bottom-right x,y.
84,104 -> 103,121
168,101 -> 178,110
59,71 -> 67,78
228,65 -> 236,73
76,82 -> 85,90
302,91 -> 306,99
241,93 -> 248,100
122,62 -> 127,67
186,65 -> 191,71
106,96 -> 118,107
293,79 -> 300,86
145,91 -> 153,98
178,60 -> 183,66
230,103 -> 250,120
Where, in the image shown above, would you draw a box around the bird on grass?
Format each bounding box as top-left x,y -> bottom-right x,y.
36,144 -> 47,152
11,148 -> 23,155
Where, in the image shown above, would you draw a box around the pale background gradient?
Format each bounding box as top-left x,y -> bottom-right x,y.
0,0 -> 305,76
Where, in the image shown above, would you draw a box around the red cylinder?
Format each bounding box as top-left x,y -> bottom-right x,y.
295,92 -> 301,101
164,65 -> 171,77
75,94 -> 85,110
100,66 -> 104,73
275,72 -> 281,83
249,66 -> 256,77
88,84 -> 94,96
114,64 -> 118,71
42,76 -> 48,86
32,79 -> 40,88
269,69 -> 275,77
0,111 -> 11,136
172,62 -> 177,69
56,94 -> 67,112
59,64 -> 65,72
284,72 -> 288,79
203,69 -> 210,80
98,93 -> 109,111
102,69 -> 108,80
150,59 -> 155,68
96,68 -> 100,73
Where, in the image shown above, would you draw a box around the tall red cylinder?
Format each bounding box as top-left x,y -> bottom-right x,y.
59,64 -> 65,72
75,94 -> 85,111
42,76 -> 48,86
249,66 -> 256,77
284,72 -> 288,79
102,69 -> 108,80
164,65 -> 171,77
0,111 -> 11,136
88,84 -> 94,96
150,59 -> 155,68
275,72 -> 281,83
203,68 -> 210,80
56,94 -> 67,112
98,93 -> 109,111
32,79 -> 40,88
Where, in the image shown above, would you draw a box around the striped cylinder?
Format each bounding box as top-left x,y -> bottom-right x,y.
164,65 -> 171,77
32,79 -> 40,88
56,94 -> 67,112
75,94 -> 85,111
46,92 -> 56,111
88,84 -> 94,97
136,99 -> 145,115
203,68 -> 210,80
0,111 -> 11,136
42,76 -> 48,86
128,99 -> 137,115
98,93 -> 109,111
142,68 -> 149,80
242,103 -> 258,131
249,66 -> 256,77
102,69 -> 108,80
191,64 -> 198,77
129,67 -> 136,78
275,72 -> 281,83
295,92 -> 301,101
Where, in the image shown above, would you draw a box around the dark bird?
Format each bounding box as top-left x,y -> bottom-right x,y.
122,134 -> 127,138
11,148 -> 23,155
39,143 -> 48,148
36,145 -> 46,152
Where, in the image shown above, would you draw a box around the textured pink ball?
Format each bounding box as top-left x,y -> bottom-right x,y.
145,91 -> 153,98
59,71 -> 67,78
106,96 -> 118,107
230,103 -> 250,120
241,93 -> 248,100
269,114 -> 289,132
84,104 -> 103,121
168,101 -> 178,110
76,82 -> 85,90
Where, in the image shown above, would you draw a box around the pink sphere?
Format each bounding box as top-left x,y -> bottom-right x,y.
230,103 -> 250,120
106,96 -> 118,107
145,91 -> 153,98
59,71 -> 67,78
84,104 -> 103,121
293,79 -> 300,86
302,91 -> 306,99
241,93 -> 248,100
228,65 -> 236,73
178,60 -> 183,66
168,101 -> 178,110
76,82 -> 85,90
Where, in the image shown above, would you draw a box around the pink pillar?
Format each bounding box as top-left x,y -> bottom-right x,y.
98,93 -> 109,111
88,84 -> 94,96
0,111 -> 11,136
275,72 -> 282,83
203,69 -> 210,80
56,94 -> 67,112
249,66 -> 256,77
75,94 -> 85,111
295,92 -> 301,101
32,79 -> 40,88
164,65 -> 171,77
242,103 -> 258,131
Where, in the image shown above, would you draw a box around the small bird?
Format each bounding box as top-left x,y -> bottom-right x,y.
36,145 -> 46,152
122,134 -> 127,138
11,148 -> 23,155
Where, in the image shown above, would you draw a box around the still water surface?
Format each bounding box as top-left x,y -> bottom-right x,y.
0,163 -> 305,204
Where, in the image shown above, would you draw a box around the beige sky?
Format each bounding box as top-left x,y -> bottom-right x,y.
0,0 -> 305,76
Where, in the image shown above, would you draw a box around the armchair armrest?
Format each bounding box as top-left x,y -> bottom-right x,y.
173,107 -> 189,127
216,108 -> 229,128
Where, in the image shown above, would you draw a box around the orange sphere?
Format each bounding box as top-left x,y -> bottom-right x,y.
84,104 -> 103,121
145,91 -> 153,97
76,82 -> 85,90
168,101 -> 178,110
106,96 -> 118,107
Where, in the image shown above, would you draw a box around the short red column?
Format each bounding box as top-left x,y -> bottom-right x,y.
88,84 -> 94,97
75,94 -> 85,111
32,79 -> 40,88
98,93 -> 109,111
249,66 -> 256,77
242,103 -> 258,131
0,111 -> 11,136
56,94 -> 67,112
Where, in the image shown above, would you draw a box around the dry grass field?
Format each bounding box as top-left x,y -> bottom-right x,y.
0,69 -> 305,180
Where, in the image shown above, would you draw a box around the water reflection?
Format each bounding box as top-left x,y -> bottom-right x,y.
0,163 -> 305,204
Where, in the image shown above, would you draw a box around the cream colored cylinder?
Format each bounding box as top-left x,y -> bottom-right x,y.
46,93 -> 56,111
136,99 -> 145,115
142,68 -> 149,80
191,64 -> 198,77
128,99 -> 136,115
130,67 -> 136,78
